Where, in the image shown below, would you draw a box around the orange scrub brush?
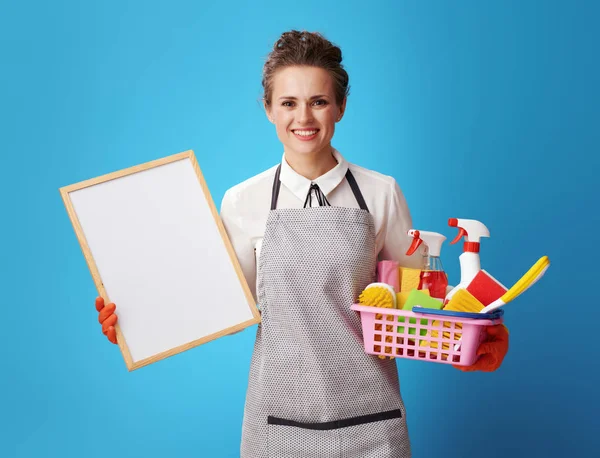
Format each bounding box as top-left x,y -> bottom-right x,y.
358,283 -> 397,359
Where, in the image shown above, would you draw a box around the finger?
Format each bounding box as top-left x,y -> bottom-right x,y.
476,353 -> 498,370
102,314 -> 118,333
95,297 -> 104,312
486,324 -> 508,340
98,303 -> 116,323
477,342 -> 497,356
107,326 -> 117,344
478,354 -> 499,372
486,324 -> 502,334
461,358 -> 486,372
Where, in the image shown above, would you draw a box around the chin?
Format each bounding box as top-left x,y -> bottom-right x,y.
292,143 -> 322,154
288,138 -> 332,155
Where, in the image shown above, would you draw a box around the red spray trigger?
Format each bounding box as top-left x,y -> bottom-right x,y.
448,218 -> 468,245
406,230 -> 423,255
450,227 -> 467,244
450,227 -> 468,245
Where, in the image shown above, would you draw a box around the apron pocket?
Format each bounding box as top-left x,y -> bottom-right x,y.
266,409 -> 405,458
336,409 -> 409,457
267,416 -> 341,458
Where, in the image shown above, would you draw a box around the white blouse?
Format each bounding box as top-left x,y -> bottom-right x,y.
219,148 -> 426,303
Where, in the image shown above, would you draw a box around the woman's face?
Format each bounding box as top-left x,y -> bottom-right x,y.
266,65 -> 345,159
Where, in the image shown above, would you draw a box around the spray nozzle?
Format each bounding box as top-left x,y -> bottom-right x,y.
406,229 -> 423,256
406,229 -> 446,257
448,218 -> 490,252
449,225 -> 468,245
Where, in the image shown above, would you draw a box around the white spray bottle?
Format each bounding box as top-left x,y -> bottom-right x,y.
406,229 -> 448,300
444,218 -> 490,303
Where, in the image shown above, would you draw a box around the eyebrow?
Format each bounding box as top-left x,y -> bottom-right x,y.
277,94 -> 330,101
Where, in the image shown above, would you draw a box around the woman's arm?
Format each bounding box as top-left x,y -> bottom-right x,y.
219,189 -> 258,304
378,179 -> 426,269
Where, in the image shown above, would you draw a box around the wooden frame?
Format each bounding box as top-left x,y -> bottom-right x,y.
59,150 -> 261,371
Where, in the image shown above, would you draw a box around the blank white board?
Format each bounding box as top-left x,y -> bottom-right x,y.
60,150 -> 260,371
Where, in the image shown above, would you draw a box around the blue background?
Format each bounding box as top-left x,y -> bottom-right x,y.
2,1 -> 598,457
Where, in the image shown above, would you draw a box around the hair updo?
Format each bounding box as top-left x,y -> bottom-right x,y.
262,30 -> 350,107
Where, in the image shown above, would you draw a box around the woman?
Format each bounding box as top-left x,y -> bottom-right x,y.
95,30 -> 509,457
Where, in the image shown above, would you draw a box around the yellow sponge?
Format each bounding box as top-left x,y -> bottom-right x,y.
399,267 -> 421,292
396,289 -> 429,309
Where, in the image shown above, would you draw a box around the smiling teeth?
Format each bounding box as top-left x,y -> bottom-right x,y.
294,130 -> 318,136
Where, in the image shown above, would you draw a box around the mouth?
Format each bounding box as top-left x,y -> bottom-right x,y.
292,129 -> 319,141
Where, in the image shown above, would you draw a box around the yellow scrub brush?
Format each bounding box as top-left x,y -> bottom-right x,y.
358,282 -> 397,309
358,283 -> 397,359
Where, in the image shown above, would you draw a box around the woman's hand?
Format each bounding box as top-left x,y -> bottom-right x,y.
453,324 -> 509,372
95,297 -> 118,344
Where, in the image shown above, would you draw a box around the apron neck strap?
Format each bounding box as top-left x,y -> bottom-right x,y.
270,164 -> 283,210
345,168 -> 370,213
270,164 -> 370,213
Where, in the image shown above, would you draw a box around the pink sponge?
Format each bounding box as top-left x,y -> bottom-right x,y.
376,260 -> 400,292
466,270 -> 507,306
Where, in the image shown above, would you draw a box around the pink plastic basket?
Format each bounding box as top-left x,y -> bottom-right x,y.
350,304 -> 504,366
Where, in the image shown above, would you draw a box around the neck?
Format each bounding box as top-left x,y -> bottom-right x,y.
284,145 -> 338,180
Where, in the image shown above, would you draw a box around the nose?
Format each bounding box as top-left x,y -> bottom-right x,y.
297,103 -> 314,124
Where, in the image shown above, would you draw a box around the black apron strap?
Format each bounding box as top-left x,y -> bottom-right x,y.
345,169 -> 370,213
270,164 -> 282,210
270,163 -> 369,213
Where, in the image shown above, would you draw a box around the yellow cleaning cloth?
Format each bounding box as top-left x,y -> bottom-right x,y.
399,267 -> 421,292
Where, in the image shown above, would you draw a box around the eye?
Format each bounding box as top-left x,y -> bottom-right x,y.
313,99 -> 328,106
282,101 -> 294,107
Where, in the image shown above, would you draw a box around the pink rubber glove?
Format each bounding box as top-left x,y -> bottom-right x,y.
453,324 -> 509,372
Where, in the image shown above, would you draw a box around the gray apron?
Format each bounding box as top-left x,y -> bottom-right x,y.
241,164 -> 411,458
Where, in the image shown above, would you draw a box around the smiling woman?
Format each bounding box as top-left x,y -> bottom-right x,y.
266,65 -> 343,179
261,31 -> 349,180
94,28 -> 509,458
219,30 -> 422,458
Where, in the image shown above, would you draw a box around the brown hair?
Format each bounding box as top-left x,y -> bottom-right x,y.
262,30 -> 350,107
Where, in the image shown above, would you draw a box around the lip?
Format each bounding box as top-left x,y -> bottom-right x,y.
292,129 -> 320,141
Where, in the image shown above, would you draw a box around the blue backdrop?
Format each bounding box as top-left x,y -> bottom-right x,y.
2,1 -> 598,457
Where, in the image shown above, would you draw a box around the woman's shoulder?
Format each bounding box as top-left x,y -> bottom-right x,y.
221,163 -> 279,210
347,162 -> 400,191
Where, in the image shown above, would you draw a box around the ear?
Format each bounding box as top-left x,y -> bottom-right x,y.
264,100 -> 274,124
337,97 -> 347,122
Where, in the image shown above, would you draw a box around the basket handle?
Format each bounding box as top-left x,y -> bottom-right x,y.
411,306 -> 504,320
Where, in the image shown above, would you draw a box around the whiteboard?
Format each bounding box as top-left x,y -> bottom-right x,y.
59,150 -> 260,371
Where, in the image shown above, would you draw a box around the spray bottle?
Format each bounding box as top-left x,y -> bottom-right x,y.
444,218 -> 490,302
406,229 -> 448,300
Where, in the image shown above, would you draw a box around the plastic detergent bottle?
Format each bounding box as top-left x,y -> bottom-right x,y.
444,218 -> 490,302
406,229 -> 448,300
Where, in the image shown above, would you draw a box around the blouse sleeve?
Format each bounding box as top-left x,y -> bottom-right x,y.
219,189 -> 258,304
378,179 -> 427,269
